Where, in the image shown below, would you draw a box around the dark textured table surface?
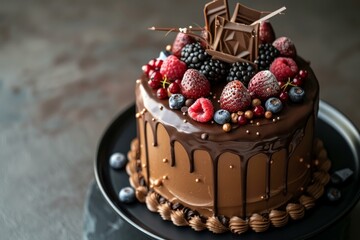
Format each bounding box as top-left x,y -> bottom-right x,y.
0,0 -> 359,239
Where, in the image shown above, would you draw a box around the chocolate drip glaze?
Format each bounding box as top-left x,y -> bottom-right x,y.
136,57 -> 319,218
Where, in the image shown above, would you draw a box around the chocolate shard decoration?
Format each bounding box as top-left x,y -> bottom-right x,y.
231,3 -> 267,25
209,16 -> 259,63
204,0 -> 230,46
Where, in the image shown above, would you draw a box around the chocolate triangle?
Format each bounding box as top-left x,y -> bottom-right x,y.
231,3 -> 267,25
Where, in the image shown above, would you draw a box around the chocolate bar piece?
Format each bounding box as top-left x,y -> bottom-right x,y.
210,16 -> 259,63
204,0 -> 229,46
331,168 -> 354,185
231,3 -> 267,25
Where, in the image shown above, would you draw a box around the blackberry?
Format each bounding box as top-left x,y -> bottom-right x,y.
226,62 -> 257,86
199,59 -> 228,82
181,42 -> 210,69
254,43 -> 279,70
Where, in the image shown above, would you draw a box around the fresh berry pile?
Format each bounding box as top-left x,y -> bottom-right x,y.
140,23 -> 309,131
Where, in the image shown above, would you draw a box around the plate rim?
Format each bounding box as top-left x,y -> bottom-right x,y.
94,100 -> 360,240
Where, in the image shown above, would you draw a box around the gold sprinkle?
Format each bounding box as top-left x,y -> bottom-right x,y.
314,159 -> 320,166
136,113 -> 141,118
162,158 -> 168,163
182,112 -> 186,116
223,123 -> 231,132
183,119 -> 187,123
152,142 -> 156,146
136,79 -> 141,84
237,111 -> 244,116
229,165 -> 234,169
162,175 -> 168,180
299,158 -> 304,163
256,132 -> 260,136
307,164 -> 311,169
256,122 -> 260,126
154,179 -> 162,187
166,44 -> 172,52
250,120 -> 254,124
195,178 -> 200,183
246,130 -> 250,134
152,118 -> 156,122
270,160 -> 274,164
159,106 -> 164,110
272,118 -> 276,122
213,95 -> 217,99
277,116 -> 281,120
300,187 -> 304,191
142,163 -> 147,168
265,111 -> 273,119
141,108 -> 147,114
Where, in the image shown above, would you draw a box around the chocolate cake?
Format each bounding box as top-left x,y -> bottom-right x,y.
126,0 -> 331,234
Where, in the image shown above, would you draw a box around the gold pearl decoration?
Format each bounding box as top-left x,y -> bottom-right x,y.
162,158 -> 168,163
195,178 -> 201,183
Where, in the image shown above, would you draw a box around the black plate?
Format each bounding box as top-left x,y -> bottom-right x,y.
95,101 -> 360,240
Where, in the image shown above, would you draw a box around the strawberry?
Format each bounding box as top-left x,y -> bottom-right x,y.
259,21 -> 275,44
160,55 -> 187,81
172,32 -> 194,58
188,98 -> 214,123
248,70 -> 281,100
269,57 -> 298,82
273,37 -> 297,58
181,69 -> 210,99
220,80 -> 251,113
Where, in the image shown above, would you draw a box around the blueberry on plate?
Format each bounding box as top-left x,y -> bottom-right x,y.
265,97 -> 283,113
326,187 -> 341,202
214,109 -> 231,125
119,187 -> 136,203
109,152 -> 127,170
169,94 -> 185,110
289,86 -> 305,103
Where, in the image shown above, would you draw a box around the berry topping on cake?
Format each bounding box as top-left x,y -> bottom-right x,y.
199,59 -> 228,82
156,87 -> 168,99
172,32 -> 194,58
220,80 -> 251,113
254,43 -> 280,70
259,21 -> 275,44
227,62 -> 257,86
169,94 -> 186,110
181,69 -> 211,99
213,109 -> 231,125
248,70 -> 281,100
181,42 -> 210,69
253,105 -> 265,117
289,86 -> 305,103
148,71 -> 163,89
265,97 -> 283,113
273,37 -> 297,58
168,82 -> 181,94
269,57 -> 299,82
160,55 -> 187,81
188,97 -> 214,123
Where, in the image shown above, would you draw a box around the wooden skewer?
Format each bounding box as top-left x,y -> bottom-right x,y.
148,26 -> 203,32
251,6 -> 287,26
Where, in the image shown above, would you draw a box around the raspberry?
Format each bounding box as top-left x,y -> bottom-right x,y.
181,69 -> 211,99
188,98 -> 214,123
269,57 -> 299,82
160,55 -> 187,81
172,32 -> 194,58
220,80 -> 251,113
248,70 -> 281,100
273,37 -> 297,58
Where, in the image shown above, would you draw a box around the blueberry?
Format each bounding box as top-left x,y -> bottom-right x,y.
214,109 -> 231,125
326,187 -> 341,202
119,187 -> 136,203
109,153 -> 127,170
289,87 -> 305,103
265,97 -> 283,113
158,50 -> 171,61
169,94 -> 185,110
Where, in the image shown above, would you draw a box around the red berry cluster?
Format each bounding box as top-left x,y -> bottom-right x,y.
278,69 -> 308,102
142,59 -> 182,100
